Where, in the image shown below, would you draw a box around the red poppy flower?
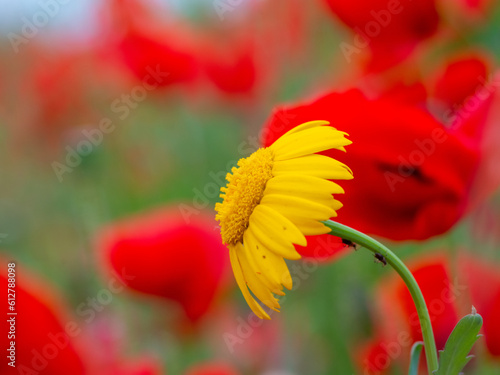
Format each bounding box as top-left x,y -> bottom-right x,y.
117,28 -> 199,88
459,255 -> 500,357
391,257 -> 459,350
427,54 -> 500,208
97,206 -> 229,322
356,254 -> 460,374
356,253 -> 500,373
261,89 -> 480,251
323,0 -> 440,71
462,0 -> 492,11
433,56 -> 489,111
291,233 -> 351,262
105,0 -> 199,88
201,40 -> 257,95
98,358 -> 163,375
379,81 -> 429,107
197,0 -> 311,98
196,2 -> 278,98
356,335 -> 394,375
440,0 -> 495,22
429,55 -> 492,142
1,258 -> 86,375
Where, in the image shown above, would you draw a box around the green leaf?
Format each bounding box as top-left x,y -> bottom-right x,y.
434,307 -> 483,375
409,341 -> 424,375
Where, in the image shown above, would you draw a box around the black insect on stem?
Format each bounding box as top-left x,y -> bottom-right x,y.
374,252 -> 387,266
342,238 -> 358,249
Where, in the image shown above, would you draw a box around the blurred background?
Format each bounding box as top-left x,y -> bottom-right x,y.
1,0 -> 500,374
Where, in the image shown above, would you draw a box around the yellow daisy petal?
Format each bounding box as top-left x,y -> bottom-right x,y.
253,204 -> 306,246
271,126 -> 351,160
264,174 -> 345,203
277,120 -> 331,138
229,245 -> 270,320
261,194 -> 337,221
237,244 -> 281,311
285,216 -> 333,236
273,154 -> 353,180
245,227 -> 293,289
247,207 -> 303,260
243,230 -> 289,293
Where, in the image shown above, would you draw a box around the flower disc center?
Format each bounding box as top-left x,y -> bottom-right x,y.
215,147 -> 274,246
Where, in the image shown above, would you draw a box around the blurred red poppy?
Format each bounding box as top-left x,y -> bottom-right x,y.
98,358 -> 163,375
427,55 -> 500,209
357,335 -> 394,375
105,0 -> 199,88
356,253 -> 500,373
291,233 -> 351,262
355,255 -> 458,374
0,258 -> 86,375
459,255 -> 500,357
0,257 -> 167,375
201,39 -> 257,95
429,54 -> 492,142
97,206 -> 229,322
390,257 -> 459,350
196,1 -> 287,98
262,88 -> 480,250
102,0 -> 308,99
116,28 -> 199,88
323,0 -> 440,71
440,0 -> 495,22
433,56 -> 489,111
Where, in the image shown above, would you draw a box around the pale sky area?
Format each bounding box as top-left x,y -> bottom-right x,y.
0,0 -> 207,41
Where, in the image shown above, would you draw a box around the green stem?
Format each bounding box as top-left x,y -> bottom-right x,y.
322,220 -> 439,374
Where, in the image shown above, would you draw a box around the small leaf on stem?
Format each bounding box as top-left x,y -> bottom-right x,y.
409,341 -> 424,375
433,307 -> 483,375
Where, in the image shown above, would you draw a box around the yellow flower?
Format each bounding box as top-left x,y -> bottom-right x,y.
215,120 -> 353,319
